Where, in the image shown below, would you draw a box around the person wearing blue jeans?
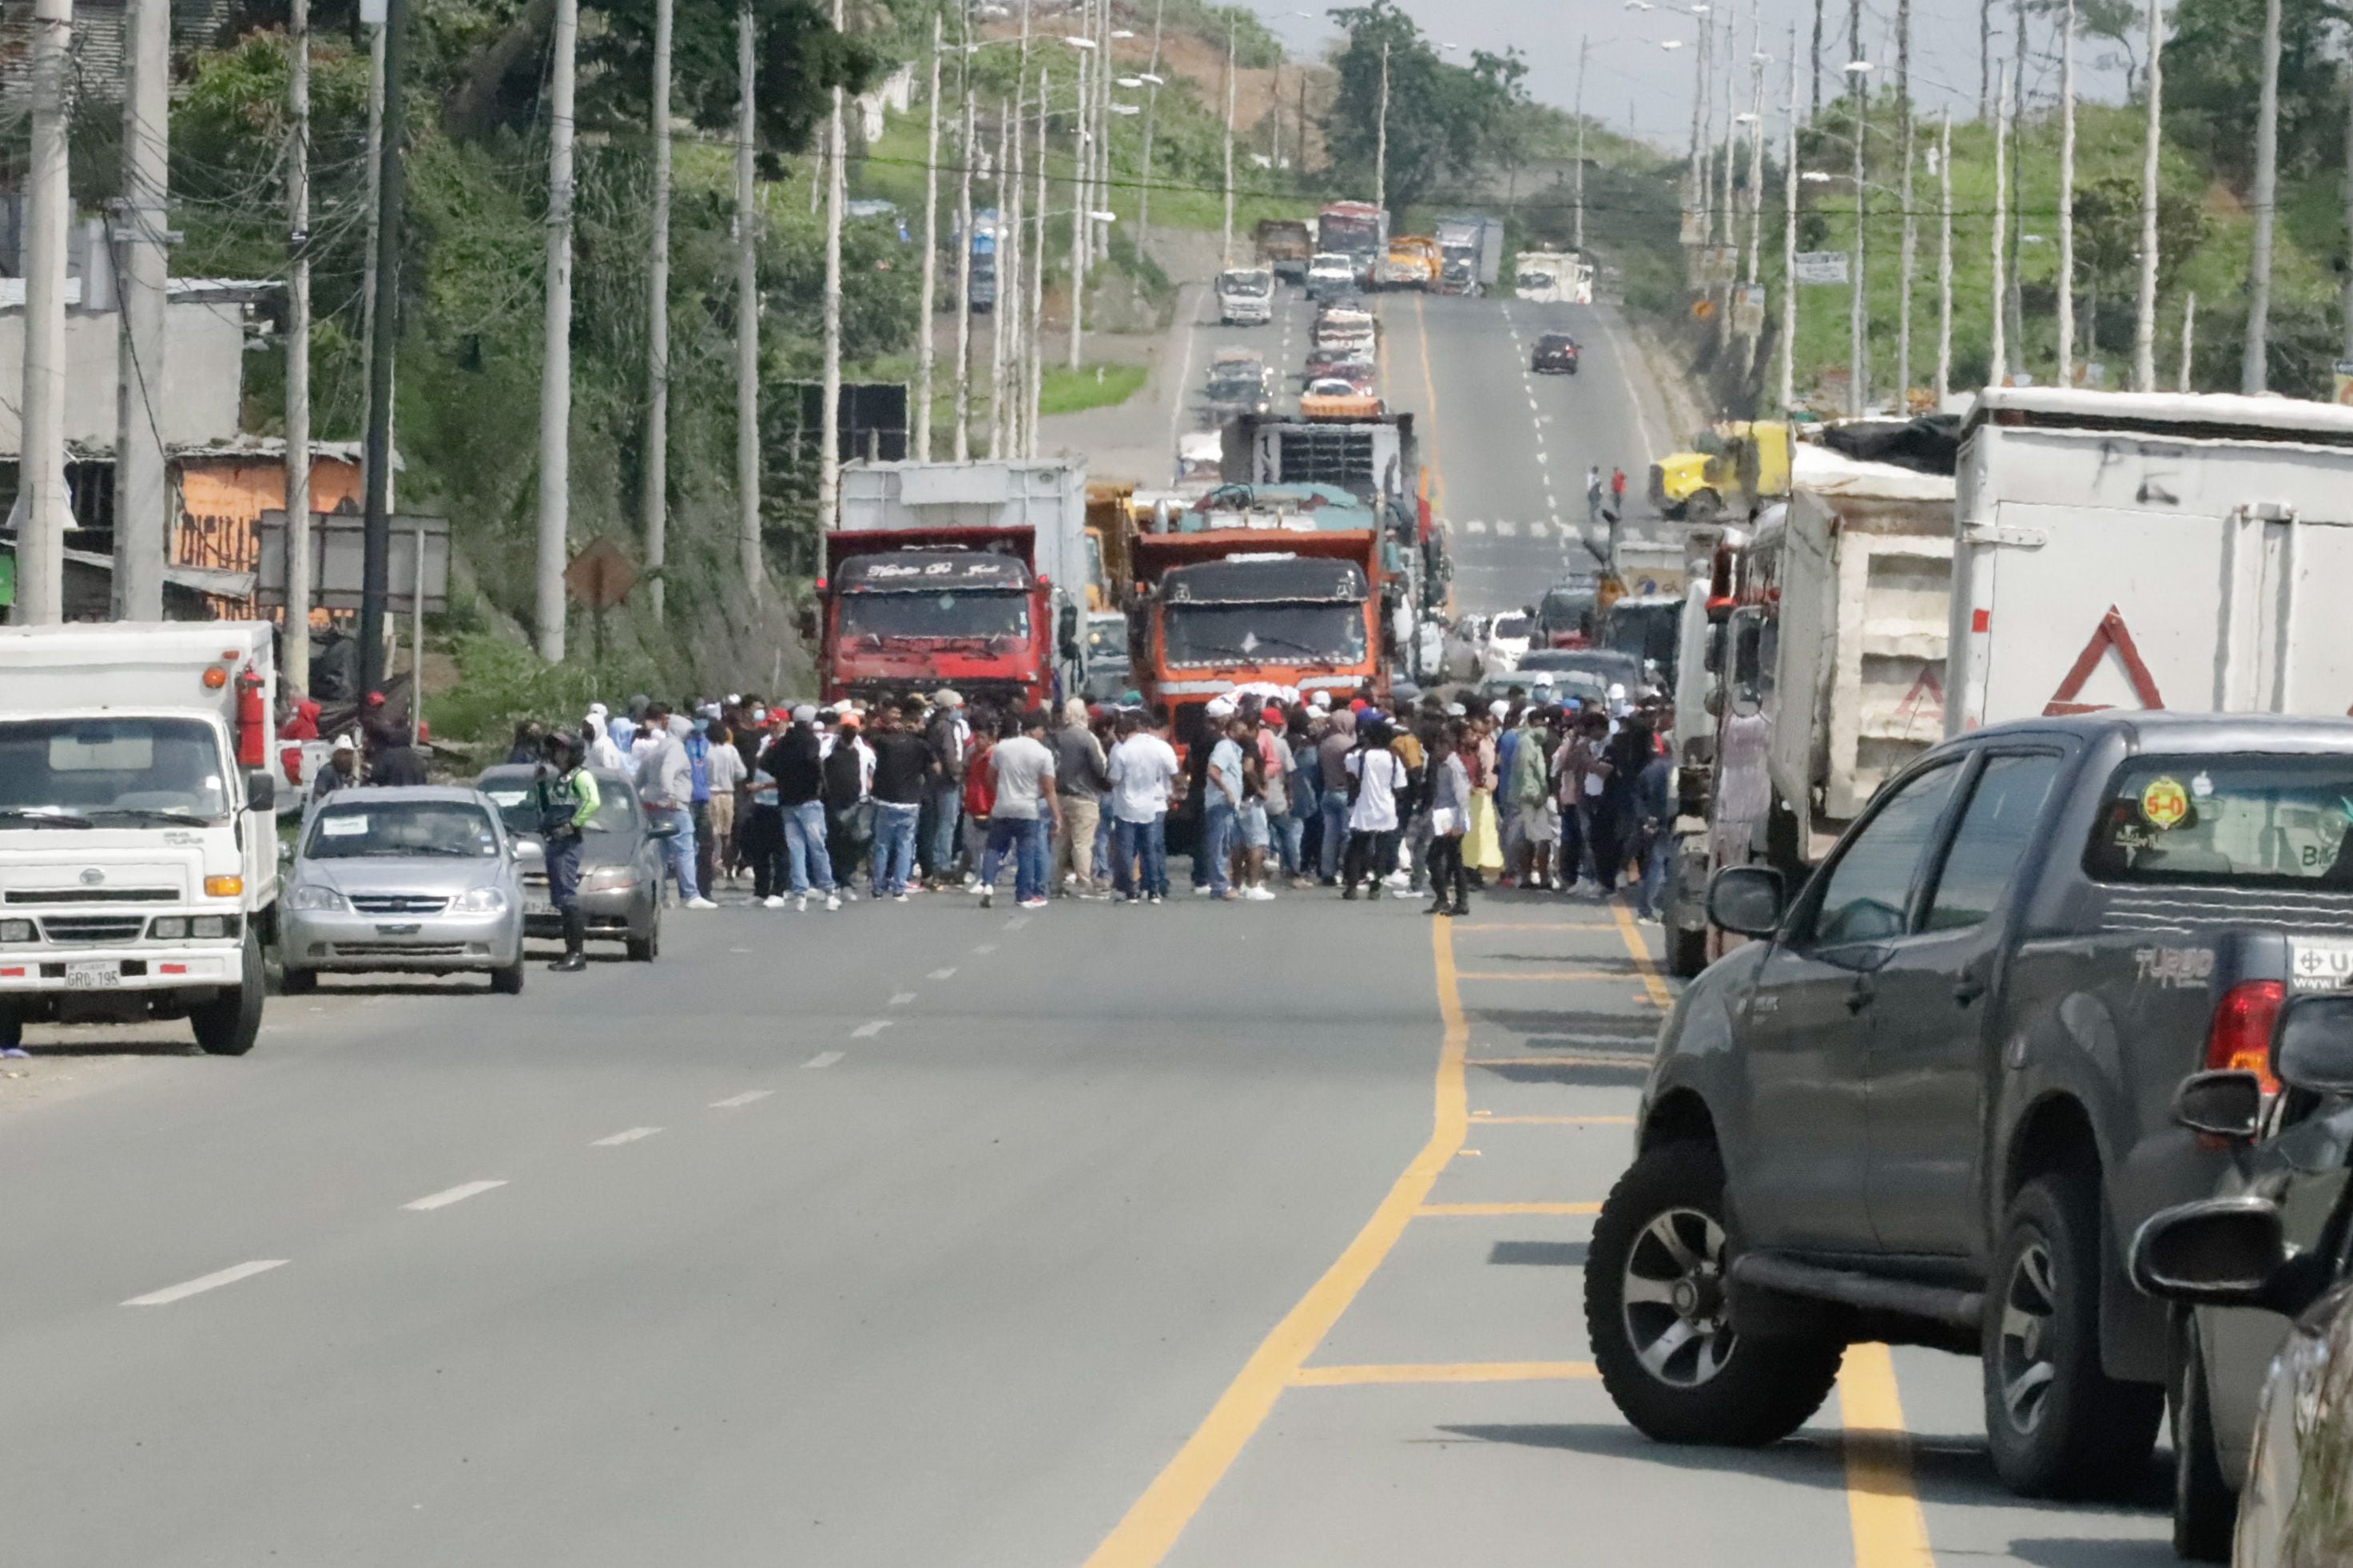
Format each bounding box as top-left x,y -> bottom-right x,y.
760,705 -> 838,911
1111,813 -> 1168,899
650,805 -> 702,903
633,703 -> 711,908
869,800 -> 920,895
783,798 -> 835,901
978,813 -> 1049,902
1105,710 -> 1182,904
975,710 -> 1060,908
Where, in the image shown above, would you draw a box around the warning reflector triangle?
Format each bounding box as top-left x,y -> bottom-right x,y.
2044,606 -> 2165,717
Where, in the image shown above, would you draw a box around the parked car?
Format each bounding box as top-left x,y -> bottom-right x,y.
280,786 -> 527,994
1588,713 -> 2353,1500
1481,610 -> 1533,676
2131,995 -> 2353,1560
474,765 -> 667,962
1532,332 -> 1580,374
1302,346 -> 1376,384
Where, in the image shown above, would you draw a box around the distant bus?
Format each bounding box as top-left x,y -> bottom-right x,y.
966,208 -> 1000,314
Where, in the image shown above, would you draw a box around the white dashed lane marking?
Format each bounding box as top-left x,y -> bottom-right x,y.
852,1020 -> 894,1039
123,1260 -> 288,1307
889,991 -> 917,1006
591,1126 -> 663,1147
804,1050 -> 845,1069
403,1180 -> 507,1213
927,967 -> 957,980
710,1090 -> 773,1109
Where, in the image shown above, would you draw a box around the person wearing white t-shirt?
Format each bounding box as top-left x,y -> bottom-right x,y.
1341,718 -> 1406,899
1105,710 -> 1182,903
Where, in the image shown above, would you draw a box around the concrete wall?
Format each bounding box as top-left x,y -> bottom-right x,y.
0,298 -> 247,454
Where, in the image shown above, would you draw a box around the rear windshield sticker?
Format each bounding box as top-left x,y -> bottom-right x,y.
319,815 -> 368,836
2190,771 -> 2214,799
2291,936 -> 2353,992
2134,946 -> 2215,989
2140,776 -> 2190,829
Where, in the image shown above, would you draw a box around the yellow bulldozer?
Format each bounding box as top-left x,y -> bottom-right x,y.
1647,420 -> 1791,522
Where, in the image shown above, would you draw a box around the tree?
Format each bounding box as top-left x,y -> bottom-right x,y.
587,0 -> 879,153
2163,0 -> 2353,184
2071,170 -> 2205,355
1322,1 -> 1522,210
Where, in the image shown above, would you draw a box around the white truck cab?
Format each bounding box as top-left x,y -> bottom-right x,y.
0,623 -> 282,1055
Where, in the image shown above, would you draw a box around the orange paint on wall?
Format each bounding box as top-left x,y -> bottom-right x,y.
173,455 -> 363,617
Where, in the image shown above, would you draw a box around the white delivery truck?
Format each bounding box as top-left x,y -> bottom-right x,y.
1512,251 -> 1594,305
1952,387 -> 2353,731
0,623 -> 282,1054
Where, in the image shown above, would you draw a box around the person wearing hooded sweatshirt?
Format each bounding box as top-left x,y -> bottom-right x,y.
1314,707 -> 1357,884
1049,697 -> 1111,896
761,705 -> 838,911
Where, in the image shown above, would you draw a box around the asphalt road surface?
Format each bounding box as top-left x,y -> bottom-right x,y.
3,283 -> 2174,1566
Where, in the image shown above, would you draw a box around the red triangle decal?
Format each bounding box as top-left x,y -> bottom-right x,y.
2044,606 -> 2165,716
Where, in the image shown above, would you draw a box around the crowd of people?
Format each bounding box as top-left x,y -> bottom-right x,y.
501,683 -> 1679,927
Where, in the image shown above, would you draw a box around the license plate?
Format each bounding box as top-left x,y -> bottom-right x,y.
525,896 -> 553,916
2290,935 -> 2353,992
64,960 -> 121,990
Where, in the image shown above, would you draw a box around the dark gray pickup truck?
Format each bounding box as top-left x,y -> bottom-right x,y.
1585,712 -> 2353,1499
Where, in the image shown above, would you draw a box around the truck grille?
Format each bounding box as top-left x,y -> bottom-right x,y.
41,915 -> 148,944
348,894 -> 451,915
6,888 -> 177,903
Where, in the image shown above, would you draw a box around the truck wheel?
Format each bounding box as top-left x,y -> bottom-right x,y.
2170,1316 -> 2237,1561
190,927 -> 265,1057
1668,925 -> 1709,979
0,1010 -> 19,1050
1685,488 -> 1723,523
279,967 -> 317,995
1585,1141 -> 1842,1446
490,958 -> 527,995
1981,1173 -> 2164,1497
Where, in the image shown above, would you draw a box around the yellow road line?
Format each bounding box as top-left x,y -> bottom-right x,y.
1417,1201 -> 1600,1216
1453,922 -> 1621,931
1469,1113 -> 1636,1125
1468,1054 -> 1649,1070
1290,1360 -> 1598,1387
1612,903 -> 1678,1010
1839,1343 -> 1935,1568
1080,916 -> 1469,1568
1457,969 -> 1624,982
1411,294 -> 1449,517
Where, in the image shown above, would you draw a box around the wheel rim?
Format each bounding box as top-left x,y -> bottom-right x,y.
1997,1239 -> 2060,1434
1620,1205 -> 1736,1388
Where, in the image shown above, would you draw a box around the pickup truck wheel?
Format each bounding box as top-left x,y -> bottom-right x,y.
1585,1141 -> 1842,1445
2170,1316 -> 2236,1561
1982,1173 -> 2164,1496
190,927 -> 265,1057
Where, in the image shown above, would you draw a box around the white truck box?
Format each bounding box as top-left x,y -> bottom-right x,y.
1953,387 -> 2353,732
1757,442 -> 1955,859
0,621 -> 281,1054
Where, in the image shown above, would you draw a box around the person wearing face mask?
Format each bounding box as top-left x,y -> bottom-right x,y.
635,702 -> 713,909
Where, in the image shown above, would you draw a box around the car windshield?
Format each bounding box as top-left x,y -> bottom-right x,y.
1086,617 -> 1129,659
0,716 -> 232,823
2085,755 -> 2353,887
1491,613 -> 1531,639
1163,602 -> 1367,668
1218,270 -> 1273,296
304,799 -> 500,859
838,589 -> 1031,641
1206,376 -> 1263,399
476,770 -> 642,836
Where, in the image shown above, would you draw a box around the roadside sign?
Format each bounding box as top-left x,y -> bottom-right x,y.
255,510 -> 449,612
1791,251 -> 1850,286
563,538 -> 639,609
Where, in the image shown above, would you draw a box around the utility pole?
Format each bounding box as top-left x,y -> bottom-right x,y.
642,0 -> 674,620
1004,90 -> 1025,457
2006,6 -> 2024,364
1715,26 -> 1738,348
988,102 -> 1010,459
1990,61 -> 2009,387
1136,0 -> 1165,259
2343,64 -> 2353,363
1030,70 -> 1050,455
1224,17 -> 1240,264
1093,0 -> 1111,262
1895,0 -> 1914,407
735,2 -> 761,593
1936,109 -> 1953,406
2244,0 -> 2281,395
820,0 -> 846,530
285,0 -> 312,681
1374,38 -> 1389,220
534,0 -> 574,661
1573,36 -> 1588,254
1979,0 -> 1991,121
1742,18 -> 1765,380
1069,69 -> 1088,369
1846,0 -> 1865,416
12,0 -> 71,625
1694,18 -> 1711,240
2055,0 -> 2075,386
360,0 -> 411,692
115,0 -> 171,621
956,89 -> 976,455
1810,0 -> 1822,120
2180,291 -> 2196,391
916,15 -> 941,461
2131,0 -> 2160,391
360,19 -> 385,450
1778,26 -> 1799,412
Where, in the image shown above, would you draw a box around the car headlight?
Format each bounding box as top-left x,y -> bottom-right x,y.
450,887 -> 508,914
581,868 -> 637,893
0,918 -> 34,943
288,884 -> 347,911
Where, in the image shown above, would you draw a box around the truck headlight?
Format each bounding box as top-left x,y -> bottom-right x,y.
288,884 -> 347,912
189,915 -> 234,939
450,887 -> 508,914
150,916 -> 188,939
0,919 -> 34,943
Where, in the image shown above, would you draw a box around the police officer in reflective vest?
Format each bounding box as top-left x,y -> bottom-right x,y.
535,732 -> 602,972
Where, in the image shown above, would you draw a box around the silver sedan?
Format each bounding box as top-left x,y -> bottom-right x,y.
280,787 -> 527,993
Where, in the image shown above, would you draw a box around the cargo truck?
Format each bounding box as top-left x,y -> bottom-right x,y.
1216,266 -> 1275,326
1252,219 -> 1314,284
1374,236 -> 1441,292
1315,200 -> 1388,285
1436,215 -> 1504,291
1512,250 -> 1593,304
822,460 -> 1090,712
0,622 -> 284,1055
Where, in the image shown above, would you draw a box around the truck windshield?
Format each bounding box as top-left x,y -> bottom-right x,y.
304,800 -> 501,859
839,589 -> 1031,642
1218,271 -> 1273,296
0,717 -> 231,823
1163,603 -> 1366,667
2085,755 -> 2353,887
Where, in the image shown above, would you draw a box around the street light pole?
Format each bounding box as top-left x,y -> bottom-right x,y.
1374,39 -> 1389,218
1845,31 -> 1866,416
1777,25 -> 1799,412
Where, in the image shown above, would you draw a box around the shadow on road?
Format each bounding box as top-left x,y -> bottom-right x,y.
1488,1241 -> 1588,1267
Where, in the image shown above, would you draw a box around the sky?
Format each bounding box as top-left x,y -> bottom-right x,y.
1237,0 -> 2138,152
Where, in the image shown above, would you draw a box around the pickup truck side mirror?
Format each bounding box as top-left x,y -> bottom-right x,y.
1706,865 -> 1783,938
2128,1197 -> 2287,1307
2275,995 -> 2353,1094
246,769 -> 277,813
2172,1070 -> 2264,1141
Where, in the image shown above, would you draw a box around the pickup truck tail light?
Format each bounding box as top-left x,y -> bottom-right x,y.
2204,980 -> 2284,1093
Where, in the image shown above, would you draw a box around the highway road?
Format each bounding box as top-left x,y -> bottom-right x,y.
2,278 -> 2176,1568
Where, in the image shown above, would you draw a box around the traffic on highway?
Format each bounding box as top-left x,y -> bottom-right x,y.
12,197 -> 2353,1568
